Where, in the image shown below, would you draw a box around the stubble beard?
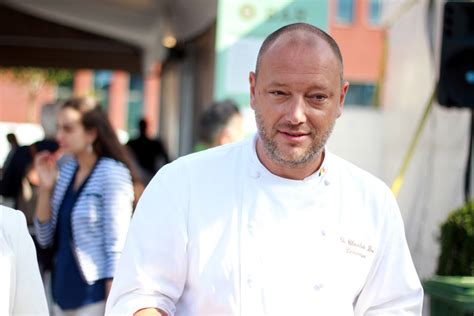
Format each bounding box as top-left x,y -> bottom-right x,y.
255,110 -> 334,168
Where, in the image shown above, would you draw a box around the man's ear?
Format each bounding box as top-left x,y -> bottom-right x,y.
249,71 -> 256,110
337,81 -> 349,118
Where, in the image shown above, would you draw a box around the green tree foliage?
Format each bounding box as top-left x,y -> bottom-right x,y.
6,67 -> 72,85
436,201 -> 474,276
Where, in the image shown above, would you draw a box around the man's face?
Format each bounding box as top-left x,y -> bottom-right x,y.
249,33 -> 349,169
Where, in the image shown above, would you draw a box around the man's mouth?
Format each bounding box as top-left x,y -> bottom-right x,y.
282,131 -> 309,137
278,130 -> 310,141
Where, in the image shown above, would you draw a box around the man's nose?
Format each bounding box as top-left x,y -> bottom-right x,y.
286,96 -> 307,125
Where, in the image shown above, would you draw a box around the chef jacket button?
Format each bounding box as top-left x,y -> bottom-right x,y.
250,171 -> 260,179
247,221 -> 255,234
247,275 -> 254,288
313,283 -> 324,291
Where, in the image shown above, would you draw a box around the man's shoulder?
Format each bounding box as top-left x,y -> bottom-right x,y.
180,138 -> 249,165
327,151 -> 389,192
0,205 -> 26,239
161,138 -> 250,179
147,139 -> 250,193
327,152 -> 399,229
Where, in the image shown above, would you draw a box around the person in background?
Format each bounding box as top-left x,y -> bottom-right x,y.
2,133 -> 19,172
106,23 -> 423,316
127,118 -> 169,185
34,97 -> 136,316
194,99 -> 245,151
0,103 -> 63,304
0,102 -> 61,218
0,205 -> 49,315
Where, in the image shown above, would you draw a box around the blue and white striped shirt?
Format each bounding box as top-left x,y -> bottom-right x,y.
34,157 -> 134,284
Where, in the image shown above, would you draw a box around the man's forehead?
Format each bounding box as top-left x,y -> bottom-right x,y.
258,30 -> 343,79
262,34 -> 336,66
269,30 -> 322,48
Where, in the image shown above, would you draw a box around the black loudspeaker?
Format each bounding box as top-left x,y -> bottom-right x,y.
438,1 -> 474,107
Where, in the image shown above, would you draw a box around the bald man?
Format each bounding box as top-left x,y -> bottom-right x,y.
106,23 -> 423,316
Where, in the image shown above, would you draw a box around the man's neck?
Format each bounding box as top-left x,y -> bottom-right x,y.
255,138 -> 324,180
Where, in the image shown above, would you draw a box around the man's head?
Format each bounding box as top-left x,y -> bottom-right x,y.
249,23 -> 349,177
138,118 -> 148,136
199,99 -> 244,148
6,133 -> 18,147
255,23 -> 344,84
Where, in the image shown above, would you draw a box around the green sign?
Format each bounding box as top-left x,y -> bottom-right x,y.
214,0 -> 329,107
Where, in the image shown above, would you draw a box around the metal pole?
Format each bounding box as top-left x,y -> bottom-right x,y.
464,109 -> 473,204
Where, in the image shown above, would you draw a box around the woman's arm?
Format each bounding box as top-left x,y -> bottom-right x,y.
34,151 -> 58,223
102,162 -> 134,278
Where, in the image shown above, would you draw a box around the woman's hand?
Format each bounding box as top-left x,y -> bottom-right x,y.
34,151 -> 60,223
34,151 -> 59,191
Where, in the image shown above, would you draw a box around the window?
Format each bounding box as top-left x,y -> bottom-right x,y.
369,0 -> 382,26
344,83 -> 377,106
336,0 -> 354,24
94,70 -> 112,111
128,75 -> 144,138
57,71 -> 74,100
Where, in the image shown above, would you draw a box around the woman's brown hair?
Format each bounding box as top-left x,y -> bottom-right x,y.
61,97 -> 143,201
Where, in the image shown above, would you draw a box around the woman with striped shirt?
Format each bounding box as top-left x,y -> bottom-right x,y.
34,97 -> 138,316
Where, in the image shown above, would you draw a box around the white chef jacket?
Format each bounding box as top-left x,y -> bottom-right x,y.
106,135 -> 423,315
0,205 -> 49,316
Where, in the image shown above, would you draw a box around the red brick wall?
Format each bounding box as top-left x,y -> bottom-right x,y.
0,71 -> 56,123
329,0 -> 386,83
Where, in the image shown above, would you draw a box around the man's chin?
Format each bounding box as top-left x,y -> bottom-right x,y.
275,150 -> 313,166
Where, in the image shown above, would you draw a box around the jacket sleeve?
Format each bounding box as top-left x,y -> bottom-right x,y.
353,188 -> 424,315
33,161 -> 75,248
12,209 -> 49,315
33,216 -> 55,248
102,162 -> 134,279
105,162 -> 189,316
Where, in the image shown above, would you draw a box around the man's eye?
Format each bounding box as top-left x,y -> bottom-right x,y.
270,91 -> 285,96
311,94 -> 327,101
